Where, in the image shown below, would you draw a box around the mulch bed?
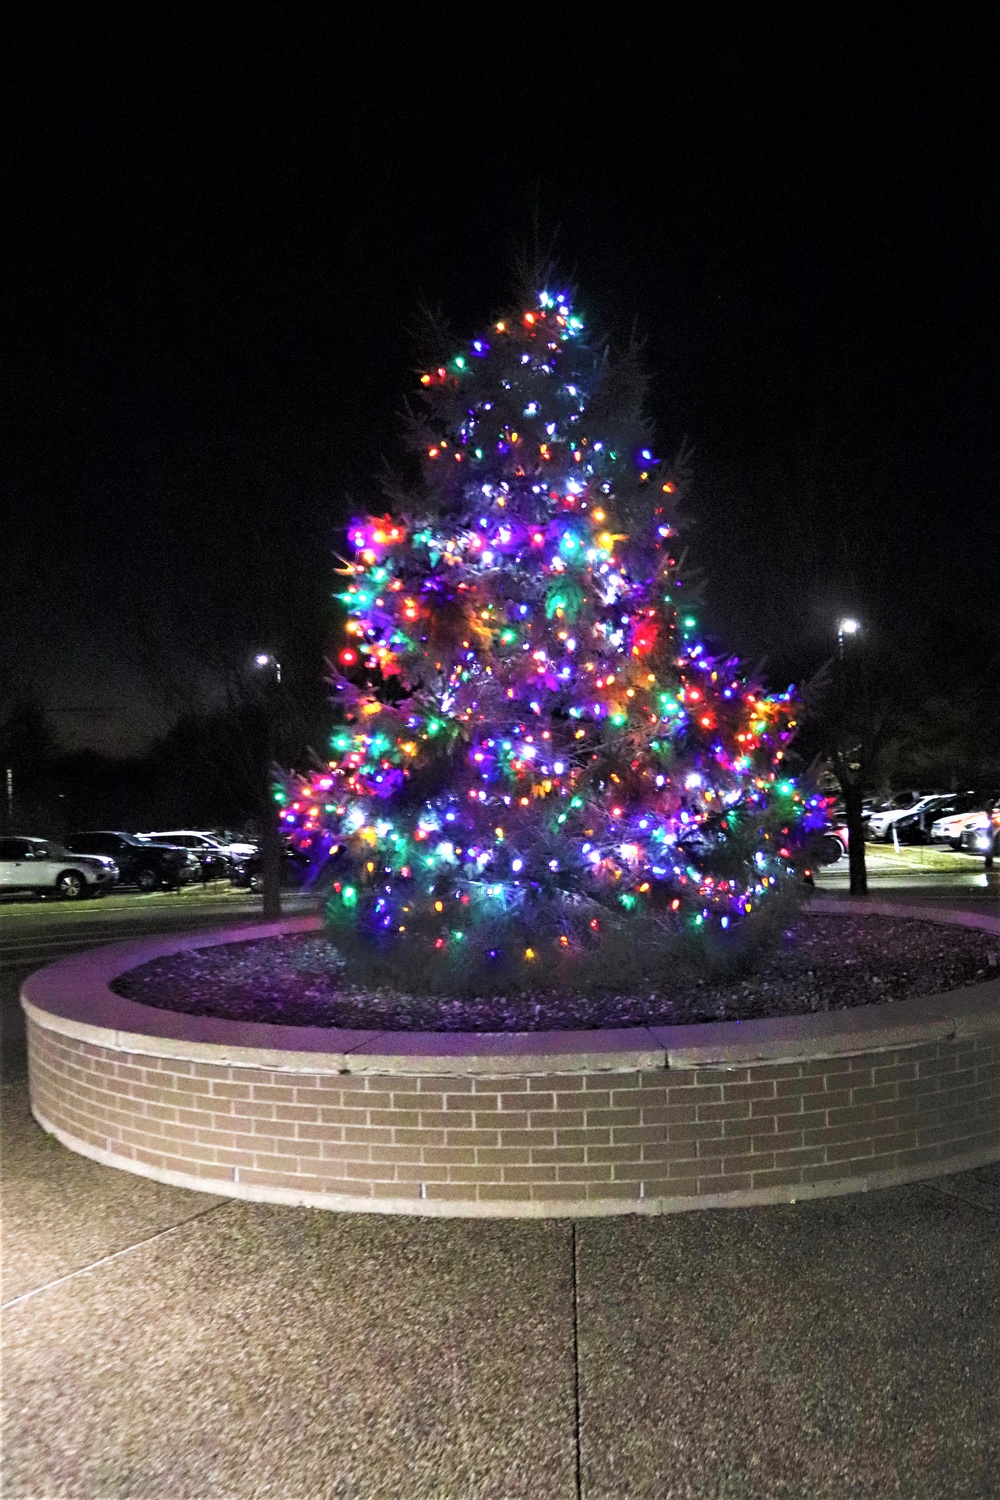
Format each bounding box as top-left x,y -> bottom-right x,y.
109,914 -> 1000,1032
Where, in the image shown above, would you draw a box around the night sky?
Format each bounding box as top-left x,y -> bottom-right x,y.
7,11 -> 999,756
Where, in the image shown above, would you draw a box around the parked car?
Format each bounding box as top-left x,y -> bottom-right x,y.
137,830 -> 233,880
64,831 -> 199,890
211,831 -> 258,860
930,796 -> 997,849
866,793 -> 948,842
0,837 -> 118,900
870,790 -> 925,816
890,792 -> 979,845
960,805 -> 1000,855
229,846 -> 313,892
813,823 -> 850,864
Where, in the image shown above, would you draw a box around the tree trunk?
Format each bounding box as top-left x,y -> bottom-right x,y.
260,692 -> 282,920
843,779 -> 868,896
260,781 -> 283,919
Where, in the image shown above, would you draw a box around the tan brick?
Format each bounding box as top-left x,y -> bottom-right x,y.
296,1122 -> 345,1142
392,1163 -> 451,1183
393,1127 -> 447,1147
495,1128 -> 547,1148
560,1128 -> 612,1148
775,1109 -> 826,1134
801,1057 -> 854,1079
359,1091 -> 394,1112
751,1166 -> 803,1189
419,1111 -> 473,1130
577,1089 -> 612,1111
138,1099 -> 180,1123
669,1120 -> 722,1143
585,1143 -> 643,1164
503,1165 -> 559,1183
749,1062 -> 802,1082
533,1110 -> 586,1130
611,1162 -> 650,1181
666,1160 -> 701,1181
476,1184 -> 532,1201
585,1108 -> 642,1128
826,1137 -> 875,1162
445,1093 -> 484,1112
586,1181 -> 641,1200
637,1141 -> 687,1164
249,1085 -> 296,1103
208,1081 -> 253,1100
229,1098 -> 277,1119
642,1103 -> 698,1126
504,1091 -> 544,1111
694,1069 -> 731,1086
272,1103 -> 322,1125
696,1101 -> 748,1122
530,1146 -> 590,1165
762,1129 -> 805,1153
675,1083 -> 721,1103
723,1080 -> 777,1102
476,1147 -> 531,1165
343,1126 -> 393,1145
610,1124 -> 666,1146
614,1088 -> 668,1110
419,1146 -> 479,1165
391,1092 -> 434,1112
707,1171 -> 752,1193
555,1163 -> 615,1184
527,1183 -> 582,1201
314,1107 -> 371,1125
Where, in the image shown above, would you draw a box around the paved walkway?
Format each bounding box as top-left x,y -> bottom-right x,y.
3,876 -> 1000,1497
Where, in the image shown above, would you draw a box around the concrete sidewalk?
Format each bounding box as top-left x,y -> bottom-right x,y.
4,1072 -> 1000,1499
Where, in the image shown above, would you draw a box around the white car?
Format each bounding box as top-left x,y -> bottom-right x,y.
210,832 -> 258,860
930,809 -> 991,850
0,836 -> 118,900
866,795 -> 947,842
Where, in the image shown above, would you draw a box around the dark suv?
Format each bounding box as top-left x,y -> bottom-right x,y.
64,831 -> 198,891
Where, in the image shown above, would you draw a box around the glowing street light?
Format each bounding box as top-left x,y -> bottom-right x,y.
836,617 -> 861,659
252,652 -> 283,917
253,652 -> 282,685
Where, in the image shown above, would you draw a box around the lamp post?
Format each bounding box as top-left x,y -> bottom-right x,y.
836,616 -> 860,661
834,617 -> 867,896
253,653 -> 283,920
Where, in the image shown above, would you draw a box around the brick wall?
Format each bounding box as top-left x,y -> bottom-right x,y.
25,1011 -> 1000,1216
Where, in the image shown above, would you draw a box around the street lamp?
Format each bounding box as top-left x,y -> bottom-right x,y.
833,616 -> 868,895
252,652 -> 283,918
836,617 -> 860,660
254,652 -> 282,685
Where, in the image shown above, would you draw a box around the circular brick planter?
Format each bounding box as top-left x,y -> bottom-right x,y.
21,900 -> 1000,1217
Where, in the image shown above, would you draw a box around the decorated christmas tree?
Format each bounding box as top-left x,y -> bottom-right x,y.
281,283 -> 821,994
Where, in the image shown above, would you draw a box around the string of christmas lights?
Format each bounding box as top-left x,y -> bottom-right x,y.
279,288 -> 825,986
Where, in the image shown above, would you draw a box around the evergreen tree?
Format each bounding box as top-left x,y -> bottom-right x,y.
282,285 -> 820,993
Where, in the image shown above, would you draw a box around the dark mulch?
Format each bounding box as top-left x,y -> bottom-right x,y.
109,914 -> 1000,1031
